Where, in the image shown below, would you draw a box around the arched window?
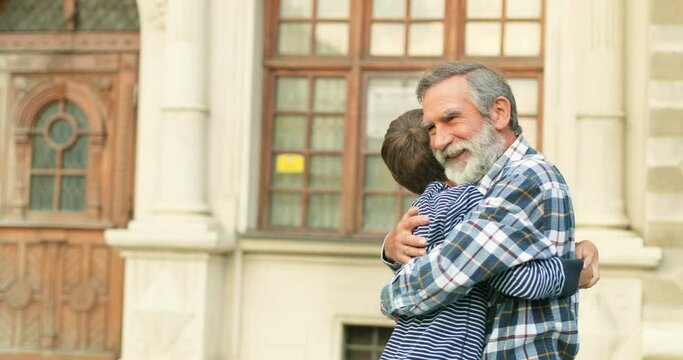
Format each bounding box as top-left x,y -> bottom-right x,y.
28,100 -> 89,212
9,81 -> 107,222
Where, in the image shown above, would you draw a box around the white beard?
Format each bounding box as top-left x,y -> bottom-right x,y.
433,120 -> 506,185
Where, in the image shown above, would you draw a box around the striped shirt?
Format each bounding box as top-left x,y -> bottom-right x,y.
381,135 -> 579,359
381,182 -> 578,360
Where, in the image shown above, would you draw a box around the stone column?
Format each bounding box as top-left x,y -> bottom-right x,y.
154,0 -> 209,216
105,0 -> 232,359
545,1 -> 662,359
573,0 -> 628,228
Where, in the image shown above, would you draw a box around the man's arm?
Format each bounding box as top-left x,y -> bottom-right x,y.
380,172 -> 572,318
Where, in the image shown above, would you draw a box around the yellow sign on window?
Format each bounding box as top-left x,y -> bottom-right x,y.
275,153 -> 305,174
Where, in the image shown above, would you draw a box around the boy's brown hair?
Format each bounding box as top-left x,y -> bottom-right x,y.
381,109 -> 448,194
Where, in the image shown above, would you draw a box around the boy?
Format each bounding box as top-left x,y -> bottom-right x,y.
379,109 -> 582,360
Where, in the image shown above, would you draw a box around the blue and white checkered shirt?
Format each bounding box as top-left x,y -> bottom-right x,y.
380,135 -> 578,359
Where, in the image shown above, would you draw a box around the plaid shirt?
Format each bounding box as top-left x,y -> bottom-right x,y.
380,135 -> 578,359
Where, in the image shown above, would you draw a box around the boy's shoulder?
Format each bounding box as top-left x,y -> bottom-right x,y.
438,183 -> 481,199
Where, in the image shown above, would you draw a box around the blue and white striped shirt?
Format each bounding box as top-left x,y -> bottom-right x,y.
381,181 -> 579,360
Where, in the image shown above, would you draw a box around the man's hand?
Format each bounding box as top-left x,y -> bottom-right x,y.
575,240 -> 600,289
384,207 -> 429,264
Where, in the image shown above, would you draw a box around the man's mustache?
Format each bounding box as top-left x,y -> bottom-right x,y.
434,142 -> 475,166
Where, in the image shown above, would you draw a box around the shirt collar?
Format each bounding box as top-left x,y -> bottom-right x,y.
477,135 -> 529,194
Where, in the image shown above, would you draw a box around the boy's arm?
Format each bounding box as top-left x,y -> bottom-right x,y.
487,258 -> 583,299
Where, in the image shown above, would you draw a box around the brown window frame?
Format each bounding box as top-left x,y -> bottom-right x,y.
260,0 -> 546,238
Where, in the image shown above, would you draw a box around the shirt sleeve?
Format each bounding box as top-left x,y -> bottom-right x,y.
487,257 -> 583,299
380,172 -> 573,319
380,238 -> 402,272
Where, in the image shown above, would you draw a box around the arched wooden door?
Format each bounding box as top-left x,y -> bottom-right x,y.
0,60 -> 137,359
0,2 -> 139,358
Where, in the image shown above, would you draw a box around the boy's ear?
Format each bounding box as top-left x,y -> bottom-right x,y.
490,96 -> 511,131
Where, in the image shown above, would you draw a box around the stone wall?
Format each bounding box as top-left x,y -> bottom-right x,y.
642,0 -> 683,358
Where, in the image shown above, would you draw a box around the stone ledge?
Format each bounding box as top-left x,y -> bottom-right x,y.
576,228 -> 662,269
105,216 -> 235,254
643,321 -> 683,358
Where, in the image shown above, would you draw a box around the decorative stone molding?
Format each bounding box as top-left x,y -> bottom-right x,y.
0,33 -> 140,52
139,0 -> 167,32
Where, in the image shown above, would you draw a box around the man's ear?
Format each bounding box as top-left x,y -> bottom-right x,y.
490,96 -> 511,131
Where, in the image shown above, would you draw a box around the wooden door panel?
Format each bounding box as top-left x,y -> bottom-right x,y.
0,228 -> 122,358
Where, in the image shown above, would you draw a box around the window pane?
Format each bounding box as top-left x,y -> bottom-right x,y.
345,326 -> 374,345
363,195 -> 396,230
506,0 -> 541,19
365,76 -> 420,152
310,155 -> 343,189
465,22 -> 501,56
402,194 -> 417,213
504,22 -> 541,56
370,24 -> 405,56
364,156 -> 397,191
316,23 -> 349,55
271,154 -> 305,188
408,22 -> 443,56
307,194 -> 340,229
35,102 -> 60,129
276,77 -> 308,111
274,115 -> 307,149
317,0 -> 349,18
519,117 -> 537,147
410,0 -> 445,19
377,327 -> 393,345
314,78 -> 346,112
48,118 -> 73,145
63,136 -> 88,169
65,101 -> 88,129
311,116 -> 344,150
281,0 -> 312,18
466,0 -> 502,18
372,0 -> 405,19
31,135 -> 56,169
29,175 -> 54,211
279,23 -> 311,55
269,192 -> 302,226
507,78 -> 538,115
345,351 -> 372,360
60,176 -> 86,211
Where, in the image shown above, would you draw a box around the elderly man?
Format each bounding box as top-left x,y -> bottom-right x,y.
380,62 -> 599,359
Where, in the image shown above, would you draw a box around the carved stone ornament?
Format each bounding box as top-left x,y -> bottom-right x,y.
69,282 -> 97,312
5,279 -> 33,310
143,0 -> 168,31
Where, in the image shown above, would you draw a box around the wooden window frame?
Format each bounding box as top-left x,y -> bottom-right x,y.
12,81 -> 105,222
260,0 -> 546,238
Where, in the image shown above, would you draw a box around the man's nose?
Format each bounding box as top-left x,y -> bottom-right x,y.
432,130 -> 453,151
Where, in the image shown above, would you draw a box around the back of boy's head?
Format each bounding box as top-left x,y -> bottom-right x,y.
381,108 -> 448,194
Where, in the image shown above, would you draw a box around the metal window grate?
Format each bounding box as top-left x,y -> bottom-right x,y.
76,0 -> 139,31
0,0 -> 65,32
0,0 -> 140,32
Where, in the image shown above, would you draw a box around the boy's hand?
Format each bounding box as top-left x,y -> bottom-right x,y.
575,240 -> 600,289
384,207 -> 429,264
578,263 -> 594,288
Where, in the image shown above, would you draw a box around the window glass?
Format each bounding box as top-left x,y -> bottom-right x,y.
28,100 -> 89,213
